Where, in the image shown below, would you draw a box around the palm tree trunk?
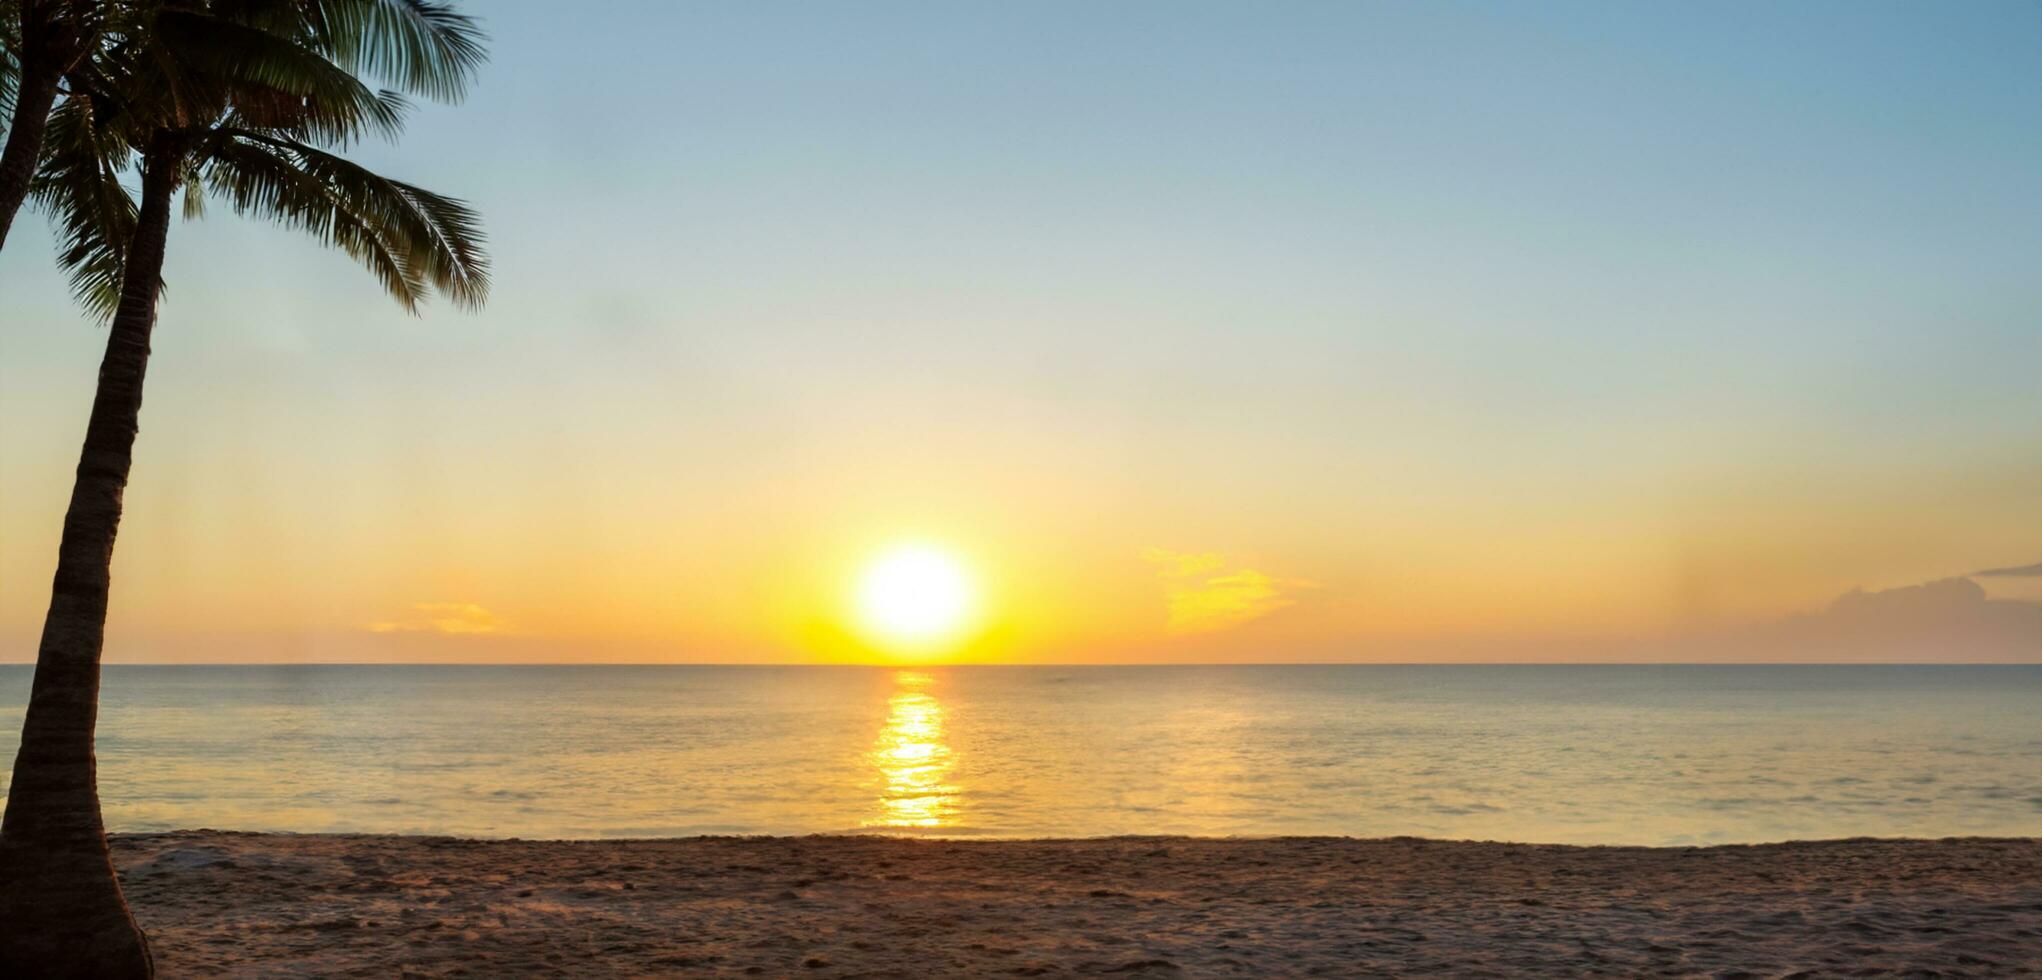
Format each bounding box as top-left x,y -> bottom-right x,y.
0,135 -> 179,980
0,1 -> 74,251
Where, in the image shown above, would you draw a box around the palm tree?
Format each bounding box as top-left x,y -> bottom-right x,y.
0,3 -> 486,974
0,0 -> 94,250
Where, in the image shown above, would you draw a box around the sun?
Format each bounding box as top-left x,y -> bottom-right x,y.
854,544 -> 976,653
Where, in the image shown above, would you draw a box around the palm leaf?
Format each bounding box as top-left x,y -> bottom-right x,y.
207,127 -> 487,311
306,0 -> 486,103
155,8 -> 408,142
31,0 -> 490,319
31,94 -> 141,319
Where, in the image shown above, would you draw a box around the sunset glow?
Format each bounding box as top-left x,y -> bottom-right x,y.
0,3 -> 2033,668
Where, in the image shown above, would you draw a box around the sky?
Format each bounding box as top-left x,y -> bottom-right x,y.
1,1 -> 2038,663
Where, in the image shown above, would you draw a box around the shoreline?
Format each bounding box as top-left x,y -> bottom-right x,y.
112,830 -> 2042,976
110,827 -> 2042,846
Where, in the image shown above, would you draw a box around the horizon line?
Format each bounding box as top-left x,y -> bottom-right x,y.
2,661 -> 2034,668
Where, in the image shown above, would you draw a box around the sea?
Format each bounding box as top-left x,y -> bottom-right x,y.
1,665 -> 2037,845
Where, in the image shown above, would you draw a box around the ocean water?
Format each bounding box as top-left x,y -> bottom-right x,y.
0,665 -> 2037,845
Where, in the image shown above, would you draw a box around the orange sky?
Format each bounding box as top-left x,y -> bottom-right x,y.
2,2 -> 2038,664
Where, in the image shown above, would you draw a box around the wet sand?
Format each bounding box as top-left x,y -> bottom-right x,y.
113,832 -> 2041,977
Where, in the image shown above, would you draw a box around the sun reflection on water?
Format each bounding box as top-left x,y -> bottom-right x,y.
865,671 -> 959,829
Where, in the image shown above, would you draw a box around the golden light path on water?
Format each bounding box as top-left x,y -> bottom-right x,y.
864,671 -> 959,829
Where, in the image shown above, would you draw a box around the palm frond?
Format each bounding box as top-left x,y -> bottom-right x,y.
181,166 -> 205,219
203,135 -> 418,306
30,0 -> 489,321
31,94 -> 141,319
207,128 -> 487,311
155,8 -> 408,142
306,0 -> 486,103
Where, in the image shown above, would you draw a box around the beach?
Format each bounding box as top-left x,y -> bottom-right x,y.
114,832 -> 2041,977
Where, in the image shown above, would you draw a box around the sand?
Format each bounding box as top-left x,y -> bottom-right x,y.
111,832 -> 2040,977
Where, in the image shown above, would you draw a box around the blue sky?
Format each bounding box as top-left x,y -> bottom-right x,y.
1,1 -> 2037,661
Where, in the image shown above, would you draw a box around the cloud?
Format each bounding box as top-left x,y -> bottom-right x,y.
1710,576 -> 2042,662
1145,548 -> 1314,635
1974,561 -> 2042,578
365,602 -> 509,636
1827,577 -> 1999,624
